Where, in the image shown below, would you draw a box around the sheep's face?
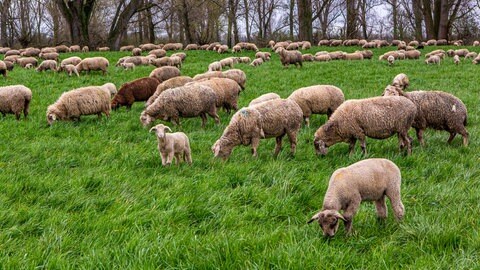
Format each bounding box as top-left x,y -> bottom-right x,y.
150,124 -> 171,139
314,137 -> 328,156
211,140 -> 232,160
140,112 -> 154,127
47,113 -> 57,125
308,210 -> 346,237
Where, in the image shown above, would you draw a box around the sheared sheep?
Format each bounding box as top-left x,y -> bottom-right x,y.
76,57 -> 109,75
0,85 -> 32,120
313,96 -> 417,156
149,66 -> 181,83
140,84 -> 220,128
248,93 -> 281,106
120,62 -> 135,70
111,77 -> 160,110
145,76 -> 194,108
288,85 -> 345,127
382,85 -> 468,146
36,60 -> 58,72
46,86 -> 110,125
185,44 -> 199,50
212,98 -> 303,159
149,124 -> 192,166
308,158 -> 405,237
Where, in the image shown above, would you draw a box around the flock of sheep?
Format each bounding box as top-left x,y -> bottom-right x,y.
0,38 -> 473,237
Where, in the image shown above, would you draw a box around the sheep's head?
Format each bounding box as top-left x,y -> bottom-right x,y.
211,139 -> 233,160
140,111 -> 155,127
313,122 -> 338,156
149,124 -> 172,139
46,113 -> 57,126
308,210 -> 346,237
382,85 -> 402,97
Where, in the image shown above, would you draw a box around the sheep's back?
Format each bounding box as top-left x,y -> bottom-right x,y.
57,87 -> 110,116
289,85 -> 344,115
156,85 -> 216,117
251,99 -> 303,137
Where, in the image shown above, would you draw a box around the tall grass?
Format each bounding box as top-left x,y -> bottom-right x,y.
0,46 -> 479,268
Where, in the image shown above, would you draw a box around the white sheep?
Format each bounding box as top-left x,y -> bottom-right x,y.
425,55 -> 441,65
250,58 -> 263,67
63,64 -> 80,77
76,57 -> 109,75
0,85 -> 32,120
208,61 -> 222,71
391,73 -> 410,90
149,124 -> 192,166
308,158 -> 405,237
453,55 -> 460,65
120,62 -> 135,70
388,55 -> 395,66
248,93 -> 281,106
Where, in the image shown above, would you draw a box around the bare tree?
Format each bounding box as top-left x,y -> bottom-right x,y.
56,0 -> 96,46
297,0 -> 312,41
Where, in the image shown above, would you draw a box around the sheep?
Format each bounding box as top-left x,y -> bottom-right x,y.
4,60 -> 14,71
46,86 -> 111,125
20,48 -> 40,57
302,54 -> 314,62
328,51 -> 346,60
382,85 -> 468,146
60,56 -> 82,68
140,84 -> 220,128
70,45 -> 81,52
302,41 -> 311,50
454,55 -> 460,65
4,55 -> 20,63
120,45 -> 134,51
40,52 -> 59,61
391,73 -> 410,90
238,56 -> 251,63
162,43 -> 183,51
217,45 -> 229,54
171,52 -> 187,62
344,52 -> 363,60
474,41 -> 480,46
277,47 -> 302,67
149,124 -> 192,166
208,61 -> 222,71
58,64 -> 78,77
308,158 -> 405,237
473,55 -> 480,64
0,60 -> 7,77
111,77 -> 160,110
288,85 -> 345,127
404,50 -> 421,59
193,71 -> 224,82
76,57 -> 109,75
151,56 -> 173,67
388,55 -> 395,66
149,66 -> 181,83
140,43 -> 160,51
17,57 -> 38,68
145,76 -> 194,107
248,93 -> 281,106
192,77 -> 241,113
170,56 -> 182,68
119,62 -> 135,70
425,49 -> 445,59
25,63 -> 34,69
131,47 -> 141,56
82,46 -> 89,52
148,49 -> 167,58
0,85 -> 32,120
255,52 -> 271,61
425,55 -> 441,65
268,40 -> 276,48
314,54 -> 331,62
223,69 -> 247,90
98,47 -> 110,52
465,52 -> 478,59
356,50 -> 373,59
36,60 -> 58,72
313,96 -> 417,156
100,83 -> 117,98
212,98 -> 303,159
232,45 -> 242,53
5,49 -> 20,56
219,57 -> 236,68
185,44 -> 199,50
55,45 -> 70,53
250,58 -> 264,67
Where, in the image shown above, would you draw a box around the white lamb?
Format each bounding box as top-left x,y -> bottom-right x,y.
149,124 -> 192,166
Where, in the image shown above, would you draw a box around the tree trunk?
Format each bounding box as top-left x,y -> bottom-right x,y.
243,0 -> 251,42
346,0 -> 357,39
107,0 -> 142,50
390,0 -> 398,39
56,0 -> 95,46
297,0 -> 312,41
437,0 -> 449,39
412,0 -> 423,41
422,0 -> 435,39
146,3 -> 155,43
0,0 -> 11,47
289,0 -> 295,40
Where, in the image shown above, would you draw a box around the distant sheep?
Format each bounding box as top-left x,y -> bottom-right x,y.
302,54 -> 314,62
255,52 -> 271,61
220,57 -> 237,69
17,57 -> 38,68
40,52 -> 59,61
76,57 -> 109,75
149,124 -> 192,166
248,93 -> 281,106
277,47 -> 302,67
308,158 -> 405,237
208,61 -> 222,71
0,85 -> 32,120
344,52 -> 363,60
36,60 -> 58,72
388,55 -> 395,66
60,64 -> 79,77
314,96 -> 417,156
148,49 -> 167,58
132,48 -> 142,56
46,86 -> 110,125
454,55 -> 460,65
314,54 -> 331,62
425,55 -> 441,65
60,56 -> 82,68
250,58 -> 264,67
111,77 -> 160,110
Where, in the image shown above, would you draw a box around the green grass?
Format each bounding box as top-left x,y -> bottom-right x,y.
1,46 -> 479,268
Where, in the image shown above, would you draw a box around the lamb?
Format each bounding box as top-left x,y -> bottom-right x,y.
120,62 -> 135,70
111,77 -> 160,110
211,98 -> 303,159
149,66 -> 181,83
391,73 -> 410,90
220,57 -> 236,68
454,55 -> 460,65
388,55 -> 395,66
140,84 -> 220,128
277,47 -> 302,67
232,45 -> 242,53
248,93 -> 281,106
36,60 -> 58,72
0,85 -> 32,120
238,57 -> 251,64
149,124 -> 192,166
82,46 -> 89,52
59,64 -> 79,77
0,60 -> 7,77
208,61 -> 222,71
171,52 -> 187,62
145,76 -> 194,108
425,55 -> 441,65
308,158 -> 405,237
46,86 -> 111,125
313,96 -> 417,156
60,56 -> 82,68
192,77 -> 241,113
250,58 -> 264,67
382,85 -> 468,146
76,57 -> 109,75
288,85 -> 345,127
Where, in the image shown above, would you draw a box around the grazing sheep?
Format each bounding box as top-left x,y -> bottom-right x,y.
149,124 -> 192,166
220,57 -> 236,68
192,77 -> 241,113
140,84 -> 220,128
185,44 -> 198,50
408,41 -> 419,47
46,86 -> 110,125
313,96 -> 417,156
0,60 -> 7,77
170,56 -> 182,68
99,83 -> 117,98
302,54 -> 314,62
425,49 -> 445,59
465,52 -> 478,59
425,55 -> 441,65
328,51 -> 346,60
404,50 -> 421,59
473,55 -> 480,64
4,60 -> 14,71
148,49 -> 167,58
208,61 -> 222,71
60,64 -> 79,77
255,52 -> 271,61
344,52 -> 364,60
382,85 -> 468,146
193,71 -> 224,81
388,55 -> 395,66
55,45 -> 70,53
163,43 -> 183,51
36,60 -> 58,72
120,62 -> 135,70
60,56 -> 82,68
40,52 -> 59,61
248,93 -> 281,106
120,45 -> 135,51
82,46 -> 89,52
217,45 -> 229,54
308,158 -> 405,237
140,43 -> 160,51
171,52 -> 186,62
132,48 -> 142,56
223,69 -> 247,90
288,85 -> 345,127
473,41 -> 480,46
314,54 -> 332,62
454,55 -> 460,65
356,50 -> 373,59
20,48 -> 40,57
25,63 -> 34,69
302,41 -> 312,50
150,56 -> 173,67
17,57 -> 38,68
145,76 -> 194,107
69,45 -> 81,52
5,49 -> 20,56
111,77 -> 160,110
391,73 -> 410,90
232,45 -> 242,53
98,47 -> 110,52
277,47 -> 303,67
250,58 -> 264,67
0,85 -> 32,120
76,57 -> 109,75
238,56 -> 251,63
149,66 -> 181,83
212,98 -> 303,159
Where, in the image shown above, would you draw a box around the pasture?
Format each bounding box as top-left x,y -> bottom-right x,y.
0,46 -> 479,268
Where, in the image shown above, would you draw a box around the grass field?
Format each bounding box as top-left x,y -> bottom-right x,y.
0,46 -> 479,268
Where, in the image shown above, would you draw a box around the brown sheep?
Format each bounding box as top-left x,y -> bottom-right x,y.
111,77 -> 160,110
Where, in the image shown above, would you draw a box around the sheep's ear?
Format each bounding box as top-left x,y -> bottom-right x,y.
307,212 -> 322,224
149,127 -> 157,133
164,126 -> 172,133
333,212 -> 346,222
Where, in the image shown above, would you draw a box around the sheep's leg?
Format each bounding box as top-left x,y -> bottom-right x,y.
416,128 -> 425,146
251,137 -> 260,157
304,116 -> 310,127
184,149 -> 192,165
174,153 -> 181,165
375,196 -> 388,219
286,131 -> 297,155
166,152 -> 174,166
160,152 -> 168,166
447,132 -> 457,144
348,139 -> 356,156
97,113 -> 102,119
207,109 -> 220,125
15,112 -> 20,120
386,190 -> 405,221
343,200 -> 360,235
274,135 -> 285,157
200,113 -> 207,128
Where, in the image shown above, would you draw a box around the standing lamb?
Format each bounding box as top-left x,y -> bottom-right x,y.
453,55 -> 460,65
60,56 -> 82,68
277,47 -> 303,68
313,96 -> 417,156
0,85 -> 32,120
111,77 -> 160,110
308,158 -> 405,237
76,57 -> 109,75
382,85 -> 468,146
425,55 -> 441,65
140,84 -> 220,128
149,124 -> 192,166
212,99 -> 303,159
250,58 -> 264,67
288,85 -> 345,127
46,86 -> 110,125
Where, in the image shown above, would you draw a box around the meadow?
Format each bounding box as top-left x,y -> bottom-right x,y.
0,45 -> 479,269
